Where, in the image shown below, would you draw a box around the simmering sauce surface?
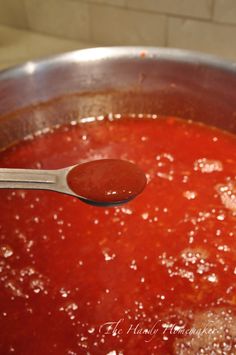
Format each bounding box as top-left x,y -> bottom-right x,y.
0,115 -> 236,354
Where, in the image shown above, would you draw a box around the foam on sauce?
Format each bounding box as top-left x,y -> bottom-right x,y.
0,115 -> 236,354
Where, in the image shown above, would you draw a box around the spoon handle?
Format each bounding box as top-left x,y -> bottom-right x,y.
0,168 -> 59,191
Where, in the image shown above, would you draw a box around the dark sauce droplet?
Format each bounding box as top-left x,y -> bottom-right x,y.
67,159 -> 147,205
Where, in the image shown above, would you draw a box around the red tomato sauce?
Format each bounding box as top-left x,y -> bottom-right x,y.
0,115 -> 236,354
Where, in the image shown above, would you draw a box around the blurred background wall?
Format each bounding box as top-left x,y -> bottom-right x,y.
0,0 -> 236,69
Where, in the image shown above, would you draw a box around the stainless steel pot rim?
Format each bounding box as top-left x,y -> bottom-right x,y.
0,46 -> 236,81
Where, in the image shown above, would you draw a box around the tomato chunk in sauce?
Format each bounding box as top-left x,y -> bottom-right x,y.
0,115 -> 236,354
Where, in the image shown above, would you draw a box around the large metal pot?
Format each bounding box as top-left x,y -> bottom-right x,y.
0,47 -> 236,150
1,47 -> 236,354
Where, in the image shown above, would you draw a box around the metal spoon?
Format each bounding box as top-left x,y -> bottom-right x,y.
0,160 -> 147,207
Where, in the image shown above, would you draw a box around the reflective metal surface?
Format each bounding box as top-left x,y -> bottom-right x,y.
0,47 -> 236,151
0,166 -> 75,197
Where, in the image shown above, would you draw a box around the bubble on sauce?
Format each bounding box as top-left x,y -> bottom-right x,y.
141,212 -> 149,220
156,153 -> 174,163
216,213 -> 225,221
140,276 -> 145,283
194,158 -> 223,173
4,280 -> 25,298
141,136 -> 148,142
20,266 -> 36,277
156,172 -> 174,181
196,262 -> 212,275
173,308 -> 236,354
25,239 -> 34,253
85,326 -> 95,336
158,253 -> 175,268
182,174 -> 190,183
130,259 -> 138,270
59,301 -> 78,320
169,268 -> 195,282
67,350 -> 77,355
106,350 -> 120,355
121,207 -> 133,215
0,245 -> 13,258
60,288 -> 70,298
57,219 -> 64,226
102,250 -> 116,262
35,161 -> 42,169
183,190 -> 197,200
215,179 -> 236,212
159,249 -> 216,283
217,244 -> 230,252
155,152 -> 175,182
145,173 -> 152,183
104,209 -> 110,216
77,334 -> 89,349
30,278 -> 45,294
17,191 -> 26,199
206,273 -> 218,283
181,248 -> 209,265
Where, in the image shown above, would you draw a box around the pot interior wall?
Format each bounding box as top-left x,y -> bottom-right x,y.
0,48 -> 236,150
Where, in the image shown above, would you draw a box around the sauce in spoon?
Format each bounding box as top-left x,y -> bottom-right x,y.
67,159 -> 147,205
